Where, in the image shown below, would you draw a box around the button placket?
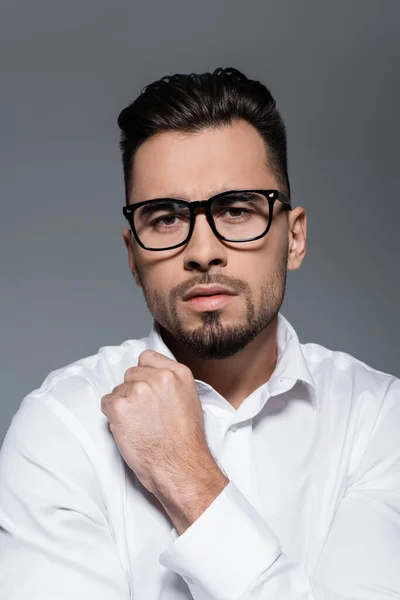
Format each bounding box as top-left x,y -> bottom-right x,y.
220,420 -> 259,508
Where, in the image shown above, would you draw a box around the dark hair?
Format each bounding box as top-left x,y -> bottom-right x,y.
117,67 -> 290,205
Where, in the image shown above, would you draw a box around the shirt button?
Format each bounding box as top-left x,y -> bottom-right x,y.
230,424 -> 238,433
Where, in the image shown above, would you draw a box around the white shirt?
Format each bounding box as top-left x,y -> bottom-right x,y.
1,312 -> 399,600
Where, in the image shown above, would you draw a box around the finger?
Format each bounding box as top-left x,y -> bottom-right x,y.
101,392 -> 114,416
101,379 -> 152,415
123,366 -> 183,392
123,365 -> 159,383
112,379 -> 153,397
138,349 -> 188,376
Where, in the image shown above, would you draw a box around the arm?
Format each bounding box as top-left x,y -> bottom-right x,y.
0,393 -> 130,599
158,378 -> 400,600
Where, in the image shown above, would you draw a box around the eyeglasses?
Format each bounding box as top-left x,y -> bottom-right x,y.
122,189 -> 291,251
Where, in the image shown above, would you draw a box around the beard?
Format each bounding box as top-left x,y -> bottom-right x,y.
138,247 -> 288,360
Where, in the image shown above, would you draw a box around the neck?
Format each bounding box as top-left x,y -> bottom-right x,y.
160,316 -> 279,410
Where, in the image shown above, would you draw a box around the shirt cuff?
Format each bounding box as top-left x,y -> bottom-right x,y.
158,481 -> 281,599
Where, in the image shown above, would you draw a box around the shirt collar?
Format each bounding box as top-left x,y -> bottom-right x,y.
144,312 -> 319,416
272,313 -> 318,415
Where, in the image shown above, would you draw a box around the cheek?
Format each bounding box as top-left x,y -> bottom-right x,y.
234,248 -> 275,282
236,248 -> 285,296
137,261 -> 178,295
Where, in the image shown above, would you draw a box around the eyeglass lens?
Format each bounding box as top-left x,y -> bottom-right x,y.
133,191 -> 271,249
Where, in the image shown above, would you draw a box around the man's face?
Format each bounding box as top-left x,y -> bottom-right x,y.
123,120 -> 306,359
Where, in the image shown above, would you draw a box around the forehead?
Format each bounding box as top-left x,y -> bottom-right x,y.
130,120 -> 278,202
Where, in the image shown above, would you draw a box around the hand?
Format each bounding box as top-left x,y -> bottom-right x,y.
100,349 -> 218,498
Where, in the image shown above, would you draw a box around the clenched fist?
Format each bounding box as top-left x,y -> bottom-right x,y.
100,349 -> 218,499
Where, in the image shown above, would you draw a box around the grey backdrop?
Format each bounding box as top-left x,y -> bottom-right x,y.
1,0 -> 399,445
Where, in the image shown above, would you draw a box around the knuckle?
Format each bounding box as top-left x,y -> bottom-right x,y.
157,368 -> 174,384
100,394 -> 110,413
107,396 -> 129,419
124,367 -> 135,382
101,391 -> 122,413
176,362 -> 191,378
138,349 -> 154,364
111,384 -> 124,398
132,380 -> 150,396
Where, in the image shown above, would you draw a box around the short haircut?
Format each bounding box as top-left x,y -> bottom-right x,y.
117,67 -> 290,204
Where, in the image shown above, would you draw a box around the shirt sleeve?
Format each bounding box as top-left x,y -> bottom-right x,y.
0,393 -> 131,600
159,378 -> 400,600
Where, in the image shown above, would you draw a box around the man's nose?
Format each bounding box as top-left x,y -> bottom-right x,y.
183,211 -> 227,272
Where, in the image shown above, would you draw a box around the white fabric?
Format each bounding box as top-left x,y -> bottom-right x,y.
1,312 -> 399,599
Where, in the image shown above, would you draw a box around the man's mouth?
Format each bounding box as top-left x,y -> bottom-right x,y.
184,292 -> 235,311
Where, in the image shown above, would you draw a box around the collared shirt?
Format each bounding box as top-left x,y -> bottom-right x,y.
0,312 -> 399,599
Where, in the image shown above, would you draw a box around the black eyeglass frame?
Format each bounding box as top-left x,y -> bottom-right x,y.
122,189 -> 292,251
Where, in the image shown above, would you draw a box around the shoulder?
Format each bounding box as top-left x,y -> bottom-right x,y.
29,337 -> 146,408
300,342 -> 400,485
301,340 -> 397,390
6,336 -> 148,458
301,341 -> 399,422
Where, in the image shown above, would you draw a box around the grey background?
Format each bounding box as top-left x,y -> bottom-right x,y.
1,0 -> 399,445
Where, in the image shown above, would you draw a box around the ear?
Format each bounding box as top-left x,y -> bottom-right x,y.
287,207 -> 307,271
122,228 -> 142,287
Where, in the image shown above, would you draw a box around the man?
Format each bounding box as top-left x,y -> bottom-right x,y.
0,67 -> 399,599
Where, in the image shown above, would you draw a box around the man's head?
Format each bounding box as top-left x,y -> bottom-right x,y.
118,67 -> 306,360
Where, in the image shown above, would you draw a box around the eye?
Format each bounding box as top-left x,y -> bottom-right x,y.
225,207 -> 250,217
149,211 -> 191,230
152,214 -> 181,227
217,205 -> 253,221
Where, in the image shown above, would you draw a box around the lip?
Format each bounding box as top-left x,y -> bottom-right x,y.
185,293 -> 234,311
183,285 -> 236,301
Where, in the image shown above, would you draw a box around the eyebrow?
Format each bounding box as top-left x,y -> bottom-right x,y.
138,189 -> 263,205
216,191 -> 261,200
138,199 -> 187,217
135,187 -> 250,204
